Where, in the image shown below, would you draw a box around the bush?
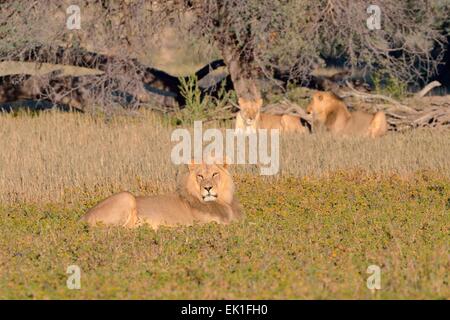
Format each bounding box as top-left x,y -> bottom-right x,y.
371,71 -> 408,99
171,75 -> 236,125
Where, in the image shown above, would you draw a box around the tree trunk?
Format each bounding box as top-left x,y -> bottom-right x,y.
221,45 -> 261,103
215,0 -> 262,105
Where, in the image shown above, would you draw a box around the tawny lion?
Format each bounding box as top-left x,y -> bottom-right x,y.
235,97 -> 309,134
306,91 -> 388,138
81,161 -> 242,229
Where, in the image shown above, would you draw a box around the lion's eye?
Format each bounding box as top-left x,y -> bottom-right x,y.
212,172 -> 219,178
197,174 -> 204,180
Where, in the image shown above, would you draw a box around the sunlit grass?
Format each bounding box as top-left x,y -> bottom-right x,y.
0,111 -> 448,299
0,173 -> 448,299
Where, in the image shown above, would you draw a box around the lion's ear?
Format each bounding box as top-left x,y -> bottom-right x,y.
221,155 -> 231,170
238,97 -> 250,109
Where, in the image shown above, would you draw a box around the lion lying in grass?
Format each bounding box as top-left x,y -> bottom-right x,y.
81,161 -> 242,229
306,91 -> 388,138
235,97 -> 309,134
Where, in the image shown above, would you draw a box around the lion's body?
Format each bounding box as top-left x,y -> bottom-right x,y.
306,91 -> 387,138
235,98 -> 308,134
81,163 -> 242,229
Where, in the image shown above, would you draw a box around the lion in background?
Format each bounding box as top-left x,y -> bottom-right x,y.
306,91 -> 388,138
235,97 -> 309,134
81,161 -> 242,229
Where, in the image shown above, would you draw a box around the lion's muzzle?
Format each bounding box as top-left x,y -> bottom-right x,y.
201,186 -> 218,202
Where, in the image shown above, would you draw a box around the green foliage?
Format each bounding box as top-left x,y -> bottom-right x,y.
0,173 -> 448,299
170,75 -> 236,126
371,71 -> 408,99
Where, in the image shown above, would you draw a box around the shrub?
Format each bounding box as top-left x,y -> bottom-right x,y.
172,75 -> 236,125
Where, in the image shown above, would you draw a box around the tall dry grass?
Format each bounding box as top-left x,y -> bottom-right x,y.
0,110 -> 449,204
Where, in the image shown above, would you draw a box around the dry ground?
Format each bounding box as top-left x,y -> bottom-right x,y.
0,111 -> 449,299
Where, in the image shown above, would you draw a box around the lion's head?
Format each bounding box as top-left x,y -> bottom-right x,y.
238,97 -> 263,126
306,91 -> 349,129
179,161 -> 235,206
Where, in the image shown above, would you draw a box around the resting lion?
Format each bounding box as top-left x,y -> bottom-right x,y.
306,91 -> 388,138
235,97 -> 309,134
81,162 -> 242,229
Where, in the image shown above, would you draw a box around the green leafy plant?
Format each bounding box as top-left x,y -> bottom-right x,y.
372,71 -> 408,99
170,75 -> 236,126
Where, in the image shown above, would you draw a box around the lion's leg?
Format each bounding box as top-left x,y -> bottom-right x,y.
234,112 -> 246,134
81,192 -> 138,228
368,111 -> 388,138
280,116 -> 290,132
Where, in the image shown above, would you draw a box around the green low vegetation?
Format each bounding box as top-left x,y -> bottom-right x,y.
1,173 -> 448,299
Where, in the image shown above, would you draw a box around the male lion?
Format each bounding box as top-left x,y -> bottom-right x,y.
306,91 -> 387,138
81,161 -> 242,229
235,97 -> 309,134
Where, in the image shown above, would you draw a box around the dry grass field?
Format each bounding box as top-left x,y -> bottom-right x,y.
0,110 -> 449,299
1,110 -> 449,204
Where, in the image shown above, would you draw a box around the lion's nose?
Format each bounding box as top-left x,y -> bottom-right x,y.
204,186 -> 213,192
